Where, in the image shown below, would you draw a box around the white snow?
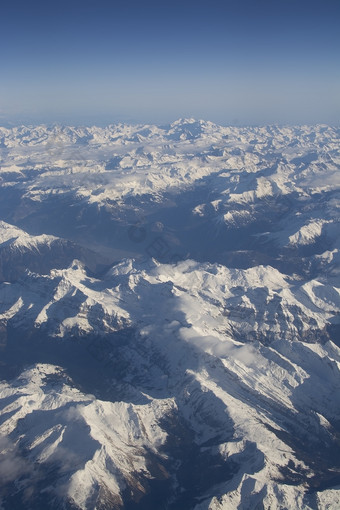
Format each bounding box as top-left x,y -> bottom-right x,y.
0,120 -> 339,509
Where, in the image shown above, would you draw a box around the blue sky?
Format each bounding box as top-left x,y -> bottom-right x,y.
1,0 -> 339,125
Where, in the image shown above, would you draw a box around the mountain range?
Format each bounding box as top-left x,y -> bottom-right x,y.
0,119 -> 339,509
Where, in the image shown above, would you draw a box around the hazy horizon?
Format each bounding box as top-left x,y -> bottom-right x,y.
1,0 -> 340,126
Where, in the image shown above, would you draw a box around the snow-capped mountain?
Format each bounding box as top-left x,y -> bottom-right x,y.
0,120 -> 338,275
0,258 -> 340,509
0,221 -> 107,283
0,120 -> 339,509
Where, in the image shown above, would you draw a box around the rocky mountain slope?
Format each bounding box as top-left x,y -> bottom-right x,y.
0,120 -> 339,509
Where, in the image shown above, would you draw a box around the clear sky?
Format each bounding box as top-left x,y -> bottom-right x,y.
1,0 -> 339,126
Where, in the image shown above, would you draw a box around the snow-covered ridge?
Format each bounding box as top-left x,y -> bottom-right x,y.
0,120 -> 340,509
0,257 -> 340,508
0,120 -> 338,278
0,120 -> 338,206
0,220 -> 58,249
0,363 -> 174,509
0,221 -> 104,283
0,258 -> 338,342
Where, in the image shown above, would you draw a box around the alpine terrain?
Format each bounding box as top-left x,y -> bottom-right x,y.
0,119 -> 339,509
